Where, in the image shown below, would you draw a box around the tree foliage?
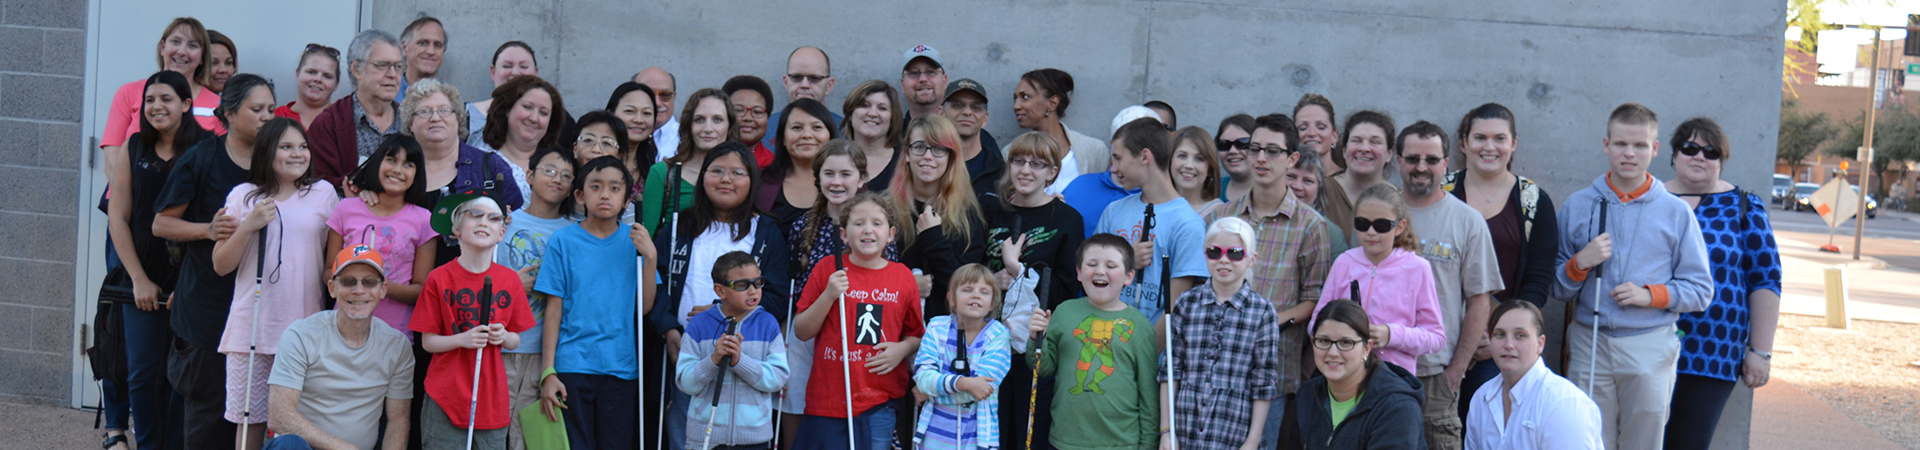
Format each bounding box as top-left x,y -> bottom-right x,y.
1826,104 -> 1920,180
1780,99 -> 1837,180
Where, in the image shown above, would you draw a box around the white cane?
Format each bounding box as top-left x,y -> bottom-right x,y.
1586,201 -> 1609,393
658,163 -> 685,450
465,276 -> 496,450
833,239 -> 857,450
239,227 -> 266,450
639,252 -> 648,446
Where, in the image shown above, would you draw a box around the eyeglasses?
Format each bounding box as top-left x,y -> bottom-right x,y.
305,43 -> 340,58
944,101 -> 987,114
907,142 -> 951,158
718,277 -> 769,291
365,60 -> 405,74
903,68 -> 944,80
536,165 -> 574,183
733,107 -> 768,120
1205,245 -> 1248,261
1248,143 -> 1292,156
1007,157 -> 1052,170
706,167 -> 751,180
1354,216 -> 1396,234
786,74 -> 828,85
463,209 -> 505,224
575,135 -> 619,152
1312,337 -> 1364,351
1676,141 -> 1722,160
333,276 -> 382,288
1402,155 -> 1444,167
412,107 -> 456,119
1216,138 -> 1249,153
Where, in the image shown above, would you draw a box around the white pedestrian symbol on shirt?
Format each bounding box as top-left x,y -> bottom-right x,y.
854,303 -> 883,346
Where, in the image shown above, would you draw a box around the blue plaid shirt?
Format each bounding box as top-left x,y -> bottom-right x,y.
1159,282 -> 1281,450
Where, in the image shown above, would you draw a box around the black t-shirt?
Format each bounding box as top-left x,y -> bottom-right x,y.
980,195 -> 1084,307
966,130 -> 1005,199
864,146 -> 902,194
126,137 -> 186,292
155,136 -> 252,349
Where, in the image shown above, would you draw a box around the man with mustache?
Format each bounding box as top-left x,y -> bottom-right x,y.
940,78 -> 1003,198
1395,120 -> 1504,450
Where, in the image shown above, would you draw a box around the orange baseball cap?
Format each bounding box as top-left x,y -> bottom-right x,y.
331,244 -> 387,279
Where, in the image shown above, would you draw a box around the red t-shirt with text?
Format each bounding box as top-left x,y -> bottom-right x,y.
410,262 -> 534,429
799,257 -> 924,417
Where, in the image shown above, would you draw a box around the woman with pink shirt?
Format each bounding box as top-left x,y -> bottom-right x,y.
102,17 -> 228,156
1312,182 -> 1447,373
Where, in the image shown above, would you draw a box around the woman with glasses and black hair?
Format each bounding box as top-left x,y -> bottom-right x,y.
647,142 -> 794,450
273,44 -> 341,131
1279,299 -> 1426,450
1438,103 -> 1562,430
1659,117 -> 1782,450
724,75 -> 778,169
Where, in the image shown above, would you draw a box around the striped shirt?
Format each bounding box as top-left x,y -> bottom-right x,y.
677,307 -> 790,448
913,316 -> 1012,450
1159,282 -> 1281,450
1204,191 -> 1333,396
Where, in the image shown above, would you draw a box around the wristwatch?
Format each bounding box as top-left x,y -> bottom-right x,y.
1748,347 -> 1771,360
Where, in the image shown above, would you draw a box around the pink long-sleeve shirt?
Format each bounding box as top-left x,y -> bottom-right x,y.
1311,247 -> 1447,372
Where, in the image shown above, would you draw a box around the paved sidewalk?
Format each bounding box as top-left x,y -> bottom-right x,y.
1774,231 -> 1920,324
0,401 -> 106,448
1753,379 -> 1906,450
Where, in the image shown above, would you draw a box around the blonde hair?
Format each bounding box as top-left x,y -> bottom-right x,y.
1206,216 -> 1257,252
948,263 -> 1003,319
1354,182 -> 1417,251
398,78 -> 467,138
155,18 -> 211,86
997,131 -> 1063,201
890,115 -> 980,246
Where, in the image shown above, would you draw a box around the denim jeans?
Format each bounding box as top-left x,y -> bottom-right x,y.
123,303 -> 182,450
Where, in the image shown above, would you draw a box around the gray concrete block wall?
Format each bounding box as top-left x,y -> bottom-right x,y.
0,0 -> 86,407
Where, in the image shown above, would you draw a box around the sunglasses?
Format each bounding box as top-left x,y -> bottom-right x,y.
1676,141 -> 1722,160
1401,155 -> 1444,166
718,277 -> 769,291
1354,216 -> 1397,234
1205,245 -> 1248,262
333,276 -> 382,288
305,43 -> 340,58
1216,138 -> 1250,153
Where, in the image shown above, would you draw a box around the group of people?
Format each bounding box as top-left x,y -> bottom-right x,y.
90,14 -> 1785,450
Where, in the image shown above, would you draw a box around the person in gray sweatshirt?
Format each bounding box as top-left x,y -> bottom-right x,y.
1553,103 -> 1712,450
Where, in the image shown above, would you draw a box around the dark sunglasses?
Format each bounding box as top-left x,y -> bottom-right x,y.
1216,138 -> 1250,153
718,277 -> 769,292
1401,155 -> 1444,166
1205,245 -> 1248,262
333,276 -> 382,288
305,43 -> 341,58
1676,141 -> 1722,160
1354,216 -> 1397,234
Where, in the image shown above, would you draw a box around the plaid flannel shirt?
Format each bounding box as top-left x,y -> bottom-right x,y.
1205,192 -> 1334,396
1159,282 -> 1281,450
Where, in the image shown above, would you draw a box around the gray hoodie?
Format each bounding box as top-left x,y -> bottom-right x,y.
1553,174 -> 1713,337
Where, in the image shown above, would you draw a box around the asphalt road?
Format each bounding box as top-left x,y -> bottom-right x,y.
1766,204 -> 1920,270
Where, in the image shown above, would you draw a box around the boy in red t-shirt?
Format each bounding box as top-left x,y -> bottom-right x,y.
411,195 -> 535,450
791,192 -> 926,450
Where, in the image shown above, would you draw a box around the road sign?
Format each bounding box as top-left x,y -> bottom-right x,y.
1811,177 -> 1861,229
1909,63 -> 1920,75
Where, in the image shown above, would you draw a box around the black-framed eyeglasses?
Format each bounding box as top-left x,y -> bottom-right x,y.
786,74 -> 828,85
333,276 -> 382,289
305,43 -> 340,58
1205,245 -> 1248,262
1007,157 -> 1052,170
907,142 -> 951,158
1402,155 -> 1444,167
718,277 -> 769,291
1248,143 -> 1292,156
1354,216 -> 1396,234
1676,141 -> 1722,160
1216,138 -> 1249,153
1312,337 -> 1363,351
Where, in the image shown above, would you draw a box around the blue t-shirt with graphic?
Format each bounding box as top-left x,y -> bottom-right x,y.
1094,194 -> 1208,322
532,222 -> 640,379
494,210 -> 574,354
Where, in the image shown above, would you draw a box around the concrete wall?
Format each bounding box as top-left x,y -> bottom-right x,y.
373,0 -> 1786,199
0,0 -> 86,406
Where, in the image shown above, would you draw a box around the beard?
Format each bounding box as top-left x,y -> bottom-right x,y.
1406,169 -> 1436,196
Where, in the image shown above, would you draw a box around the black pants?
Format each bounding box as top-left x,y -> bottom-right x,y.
1663,373 -> 1737,450
166,338 -> 234,450
408,335 -> 432,450
997,357 -> 1054,450
559,373 -> 640,450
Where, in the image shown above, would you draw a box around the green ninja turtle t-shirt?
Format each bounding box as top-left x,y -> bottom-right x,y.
1029,297 -> 1160,450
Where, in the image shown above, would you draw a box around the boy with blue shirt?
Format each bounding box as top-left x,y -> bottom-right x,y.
1554,103 -> 1712,450
496,146 -> 575,450
1095,118 -> 1208,323
533,157 -> 660,449
677,251 -> 790,450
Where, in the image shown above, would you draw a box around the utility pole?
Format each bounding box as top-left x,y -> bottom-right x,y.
1856,26 -> 1881,261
